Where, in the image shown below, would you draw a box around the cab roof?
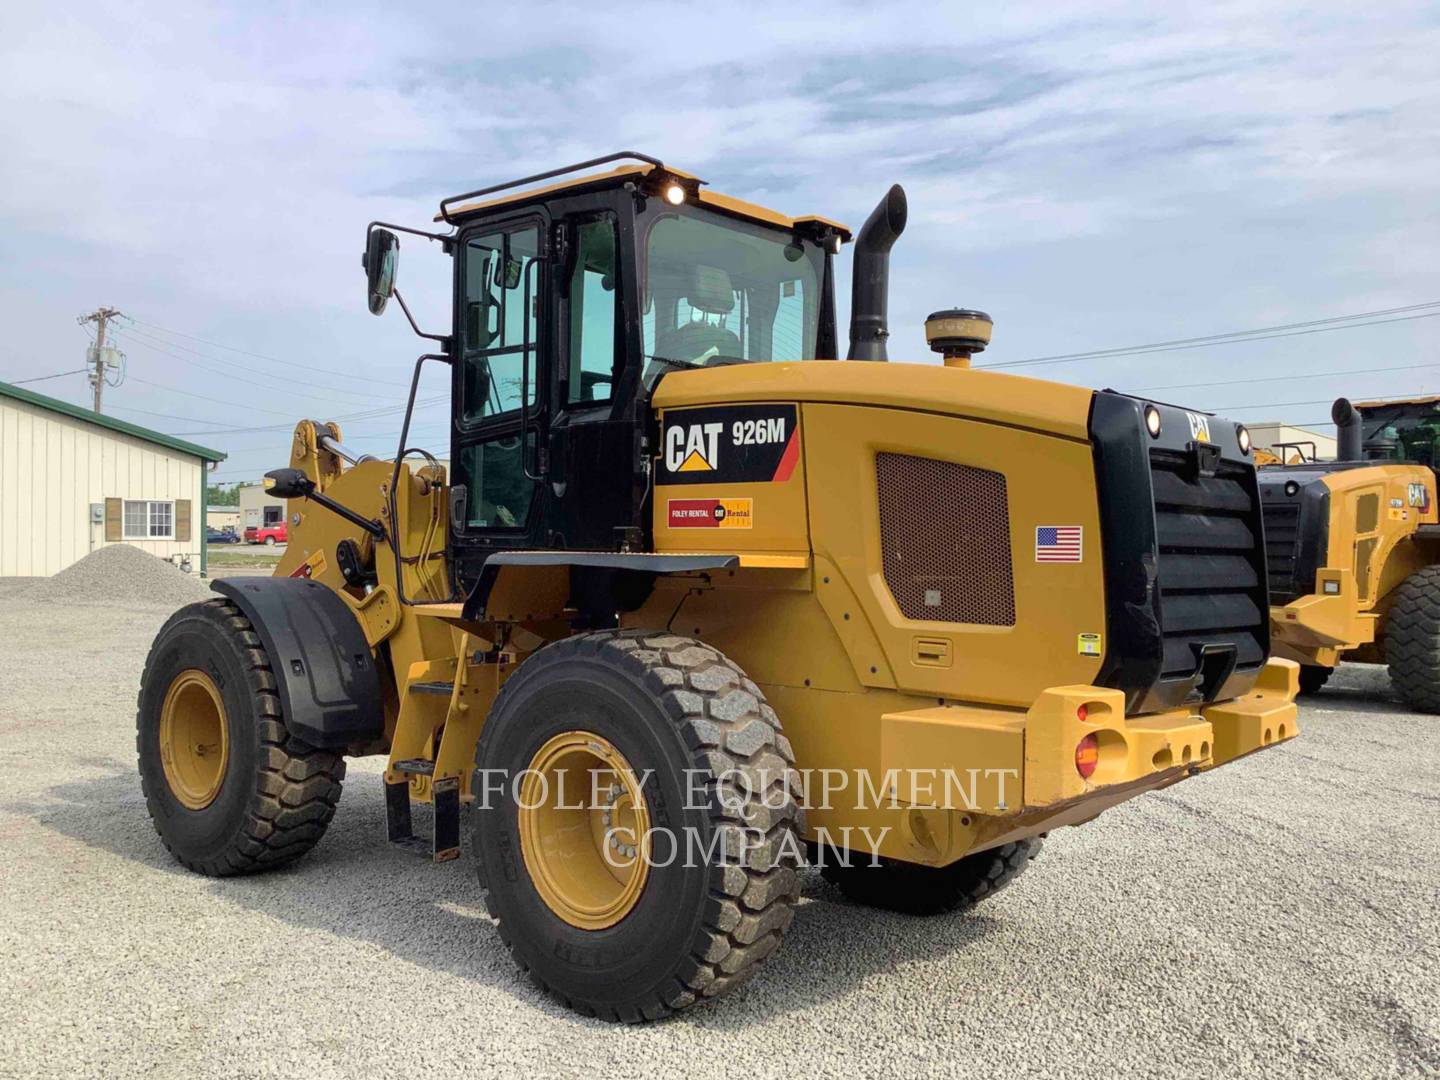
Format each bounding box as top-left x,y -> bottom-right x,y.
437,159 -> 851,241
1356,395 -> 1440,409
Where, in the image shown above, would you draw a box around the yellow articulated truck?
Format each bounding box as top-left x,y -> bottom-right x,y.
1261,396 -> 1440,705
136,152 -> 1299,1021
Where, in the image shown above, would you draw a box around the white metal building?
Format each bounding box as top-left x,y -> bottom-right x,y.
0,379 -> 226,577
237,482 -> 285,532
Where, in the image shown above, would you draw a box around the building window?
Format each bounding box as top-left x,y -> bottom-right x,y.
123,500 -> 175,540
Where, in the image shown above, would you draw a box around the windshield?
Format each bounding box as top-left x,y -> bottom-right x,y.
641,205 -> 824,372
1360,402 -> 1440,467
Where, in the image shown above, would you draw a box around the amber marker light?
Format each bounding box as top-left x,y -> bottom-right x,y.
1075,733 -> 1100,779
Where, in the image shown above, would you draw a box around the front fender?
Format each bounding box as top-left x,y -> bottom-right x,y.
213,577 -> 383,748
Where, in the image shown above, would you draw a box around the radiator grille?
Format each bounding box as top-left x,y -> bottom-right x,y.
876,453 -> 1015,625
1261,500 -> 1301,604
1150,452 -> 1266,679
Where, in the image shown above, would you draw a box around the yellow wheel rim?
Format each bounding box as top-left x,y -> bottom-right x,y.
518,731 -> 651,930
159,669 -> 230,810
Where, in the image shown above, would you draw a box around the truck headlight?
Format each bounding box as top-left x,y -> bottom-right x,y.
1237,425 -> 1252,455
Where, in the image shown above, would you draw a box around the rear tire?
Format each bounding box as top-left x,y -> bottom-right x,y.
136,598 -> 345,875
1386,566 -> 1440,713
264,536 -> 277,547
1298,665 -> 1333,696
472,630 -> 802,1021
820,839 -> 1043,915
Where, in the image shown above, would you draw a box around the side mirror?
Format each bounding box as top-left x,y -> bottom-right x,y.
263,468 -> 315,499
364,228 -> 399,315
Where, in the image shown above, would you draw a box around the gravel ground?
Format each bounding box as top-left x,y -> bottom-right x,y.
0,595 -> 1436,1079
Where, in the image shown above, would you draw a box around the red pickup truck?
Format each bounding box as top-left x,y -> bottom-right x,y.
243,521 -> 288,546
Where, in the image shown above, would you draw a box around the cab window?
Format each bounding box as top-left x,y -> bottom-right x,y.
566,217 -> 620,405
461,225 -> 540,421
641,208 -> 822,368
460,432 -> 536,529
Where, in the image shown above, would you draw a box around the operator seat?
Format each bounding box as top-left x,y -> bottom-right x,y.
660,266 -> 742,363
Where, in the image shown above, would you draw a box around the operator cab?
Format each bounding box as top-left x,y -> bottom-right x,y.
1353,397 -> 1440,470
365,153 -> 848,593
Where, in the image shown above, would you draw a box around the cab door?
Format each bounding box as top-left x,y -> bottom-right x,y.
450,213 -> 549,584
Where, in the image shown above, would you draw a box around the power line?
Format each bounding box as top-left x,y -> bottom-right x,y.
162,395 -> 448,436
1134,360 -> 1440,394
117,325 -> 398,403
124,316 -> 413,387
8,368 -> 88,386
981,301 -> 1440,370
124,374 -> 299,417
1206,393 -> 1429,413
112,328 -> 398,408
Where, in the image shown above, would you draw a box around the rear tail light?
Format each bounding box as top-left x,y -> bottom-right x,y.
1075,733 -> 1100,779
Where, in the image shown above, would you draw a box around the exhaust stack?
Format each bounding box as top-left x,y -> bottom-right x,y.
847,184 -> 908,361
1332,398 -> 1362,461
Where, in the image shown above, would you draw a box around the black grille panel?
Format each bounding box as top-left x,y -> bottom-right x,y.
1150,451 -> 1268,682
1261,501 -> 1301,604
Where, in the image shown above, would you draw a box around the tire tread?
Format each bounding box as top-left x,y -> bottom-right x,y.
476,629 -> 802,1022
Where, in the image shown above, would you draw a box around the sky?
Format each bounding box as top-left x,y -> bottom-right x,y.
1,1 -> 1437,485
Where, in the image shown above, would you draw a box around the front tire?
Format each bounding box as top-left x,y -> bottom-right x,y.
264,536 -> 277,547
136,598 -> 345,875
821,839 -> 1043,915
472,630 -> 802,1021
1386,566 -> 1440,713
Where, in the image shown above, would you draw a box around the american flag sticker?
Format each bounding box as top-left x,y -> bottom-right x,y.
1036,525 -> 1083,563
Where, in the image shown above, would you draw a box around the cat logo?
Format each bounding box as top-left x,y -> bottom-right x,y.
665,421 -> 722,473
1408,481 -> 1430,510
1186,411 -> 1212,442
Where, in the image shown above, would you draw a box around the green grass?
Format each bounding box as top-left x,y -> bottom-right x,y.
207,548 -> 284,568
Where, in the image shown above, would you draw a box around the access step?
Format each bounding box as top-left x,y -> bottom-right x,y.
385,776 -> 460,862
391,759 -> 435,775
408,680 -> 455,696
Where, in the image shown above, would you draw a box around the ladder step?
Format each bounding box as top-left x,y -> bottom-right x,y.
385,776 -> 461,863
392,759 -> 435,776
409,680 -> 455,696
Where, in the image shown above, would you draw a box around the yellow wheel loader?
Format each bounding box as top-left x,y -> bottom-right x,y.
136,152 -> 1299,1021
1261,396 -> 1440,705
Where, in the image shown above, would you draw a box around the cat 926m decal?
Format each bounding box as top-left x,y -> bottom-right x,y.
657,404 -> 799,485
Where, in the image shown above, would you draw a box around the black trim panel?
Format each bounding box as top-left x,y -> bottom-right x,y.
462,551 -> 740,621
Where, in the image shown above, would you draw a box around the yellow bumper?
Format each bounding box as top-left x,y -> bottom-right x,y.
1270,567 -> 1374,667
878,659 -> 1300,853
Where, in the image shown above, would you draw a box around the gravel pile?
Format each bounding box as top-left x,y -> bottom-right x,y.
19,544 -> 212,609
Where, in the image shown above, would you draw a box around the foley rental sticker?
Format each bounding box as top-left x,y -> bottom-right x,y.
667,498 -> 754,529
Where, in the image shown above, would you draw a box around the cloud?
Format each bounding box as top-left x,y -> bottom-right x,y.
1,1 -> 1438,479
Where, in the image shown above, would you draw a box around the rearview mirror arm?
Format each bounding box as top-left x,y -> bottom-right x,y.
261,469 -> 383,538
392,287 -> 451,348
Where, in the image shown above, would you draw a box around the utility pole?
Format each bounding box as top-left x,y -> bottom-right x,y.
78,307 -> 123,413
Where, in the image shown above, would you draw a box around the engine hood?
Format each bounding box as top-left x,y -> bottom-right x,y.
651,360 -> 1096,441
